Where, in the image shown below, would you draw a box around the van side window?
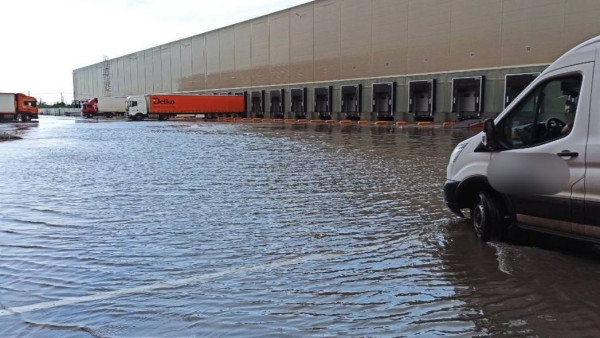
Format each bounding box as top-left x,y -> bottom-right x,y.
499,74 -> 582,149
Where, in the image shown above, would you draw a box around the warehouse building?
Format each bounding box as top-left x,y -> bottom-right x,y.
73,0 -> 600,122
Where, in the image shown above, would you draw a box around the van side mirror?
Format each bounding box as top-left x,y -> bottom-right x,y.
483,118 -> 500,150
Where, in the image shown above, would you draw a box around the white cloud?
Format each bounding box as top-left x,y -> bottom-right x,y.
0,0 -> 311,103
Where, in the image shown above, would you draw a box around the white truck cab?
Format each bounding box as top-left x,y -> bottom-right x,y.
125,95 -> 148,121
445,35 -> 600,242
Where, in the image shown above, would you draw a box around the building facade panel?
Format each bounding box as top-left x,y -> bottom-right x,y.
170,42 -> 182,92
407,0 -> 452,74
234,23 -> 252,87
160,45 -> 172,93
179,39 -> 193,91
81,67 -> 88,100
564,0 -> 600,51
206,31 -> 221,89
269,12 -> 291,85
289,2 -> 314,83
313,0 -> 341,81
96,64 -> 103,97
449,0 -> 502,70
137,51 -> 146,94
371,0 -> 408,77
107,60 -> 115,96
145,49 -> 154,93
152,48 -> 162,93
500,0 -> 565,66
129,54 -> 138,96
191,34 -> 206,90
124,56 -> 131,96
219,27 -> 236,89
118,58 -> 126,96
109,60 -> 117,97
340,0 -> 372,79
251,19 -> 270,86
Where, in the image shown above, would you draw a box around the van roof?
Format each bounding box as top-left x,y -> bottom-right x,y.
545,35 -> 599,74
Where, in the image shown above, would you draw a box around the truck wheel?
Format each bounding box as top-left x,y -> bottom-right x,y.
15,113 -> 23,122
471,191 -> 505,241
87,113 -> 93,119
134,113 -> 144,121
106,112 -> 114,118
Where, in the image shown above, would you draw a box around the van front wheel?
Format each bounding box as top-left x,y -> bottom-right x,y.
471,191 -> 505,241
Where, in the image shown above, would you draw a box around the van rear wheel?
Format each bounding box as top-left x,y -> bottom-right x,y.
471,191 -> 505,241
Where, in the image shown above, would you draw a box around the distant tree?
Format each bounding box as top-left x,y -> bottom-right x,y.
38,99 -> 51,108
50,102 -> 67,108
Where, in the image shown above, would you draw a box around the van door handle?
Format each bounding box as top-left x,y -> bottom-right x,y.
557,151 -> 579,157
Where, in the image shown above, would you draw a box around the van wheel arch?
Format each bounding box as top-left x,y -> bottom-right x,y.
457,177 -> 512,241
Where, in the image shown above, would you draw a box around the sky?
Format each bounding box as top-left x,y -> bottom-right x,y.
0,0 -> 312,104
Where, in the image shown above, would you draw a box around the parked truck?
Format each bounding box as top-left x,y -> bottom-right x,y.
126,94 -> 246,121
0,93 -> 38,122
82,97 -> 128,118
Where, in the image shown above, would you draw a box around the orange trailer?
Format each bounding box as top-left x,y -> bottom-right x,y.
126,94 -> 246,121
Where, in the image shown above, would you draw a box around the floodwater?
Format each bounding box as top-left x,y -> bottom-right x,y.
1,117 -> 600,337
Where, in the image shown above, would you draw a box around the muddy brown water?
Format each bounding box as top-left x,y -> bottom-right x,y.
1,117 -> 600,336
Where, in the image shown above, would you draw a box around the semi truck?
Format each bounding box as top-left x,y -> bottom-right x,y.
82,97 -> 127,118
126,94 -> 246,121
0,93 -> 38,122
445,34 -> 600,243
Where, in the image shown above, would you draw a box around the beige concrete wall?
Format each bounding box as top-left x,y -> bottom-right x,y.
251,18 -> 270,86
170,42 -> 181,92
190,34 -> 206,91
136,52 -> 146,94
234,23 -> 252,88
220,27 -> 236,89
144,50 -> 153,93
180,39 -> 193,91
75,0 -> 600,99
290,2 -> 314,83
269,12 -> 290,85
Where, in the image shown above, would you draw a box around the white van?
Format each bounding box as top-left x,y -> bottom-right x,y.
444,35 -> 600,242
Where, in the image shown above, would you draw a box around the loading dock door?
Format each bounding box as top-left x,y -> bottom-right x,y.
504,73 -> 539,108
408,79 -> 436,121
270,89 -> 284,118
251,90 -> 265,118
314,86 -> 333,120
452,76 -> 484,120
372,82 -> 395,121
341,84 -> 361,120
291,88 -> 307,119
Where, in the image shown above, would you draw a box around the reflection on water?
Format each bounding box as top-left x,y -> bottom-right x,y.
0,117 -> 599,336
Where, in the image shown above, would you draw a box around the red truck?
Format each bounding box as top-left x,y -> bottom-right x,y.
0,93 -> 38,122
82,97 -> 127,118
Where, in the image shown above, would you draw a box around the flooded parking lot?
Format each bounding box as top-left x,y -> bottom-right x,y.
2,117 -> 600,336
